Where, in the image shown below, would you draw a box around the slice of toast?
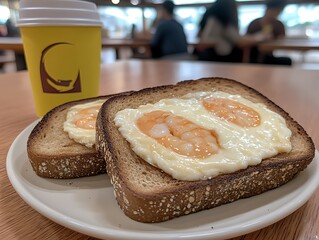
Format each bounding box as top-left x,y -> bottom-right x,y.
27,95 -> 114,179
96,77 -> 315,223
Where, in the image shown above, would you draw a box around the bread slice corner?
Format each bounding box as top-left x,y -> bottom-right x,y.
27,95 -> 112,179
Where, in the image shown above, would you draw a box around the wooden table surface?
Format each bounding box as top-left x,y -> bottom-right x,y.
1,60 -> 319,239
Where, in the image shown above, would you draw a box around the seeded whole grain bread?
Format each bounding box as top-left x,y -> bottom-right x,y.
96,77 -> 315,223
27,95 -> 116,179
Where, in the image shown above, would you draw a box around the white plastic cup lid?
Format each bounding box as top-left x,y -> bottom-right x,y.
19,0 -> 97,10
17,0 -> 102,27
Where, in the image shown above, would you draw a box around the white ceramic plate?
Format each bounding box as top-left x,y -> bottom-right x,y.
6,121 -> 319,240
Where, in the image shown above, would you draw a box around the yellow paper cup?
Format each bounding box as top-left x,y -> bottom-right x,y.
17,0 -> 102,117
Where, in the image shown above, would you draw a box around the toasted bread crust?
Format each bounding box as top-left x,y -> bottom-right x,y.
96,77 -> 315,222
28,95 -> 114,179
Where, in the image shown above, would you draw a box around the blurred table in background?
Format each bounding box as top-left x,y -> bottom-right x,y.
1,37 -> 318,68
0,37 -> 26,71
0,37 -> 24,53
0,37 -> 215,61
258,38 -> 319,52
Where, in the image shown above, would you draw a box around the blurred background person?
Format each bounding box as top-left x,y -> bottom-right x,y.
246,0 -> 292,65
150,0 -> 188,59
196,0 -> 268,63
5,19 -> 19,37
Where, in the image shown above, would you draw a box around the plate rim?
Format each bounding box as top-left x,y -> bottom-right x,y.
6,120 -> 319,240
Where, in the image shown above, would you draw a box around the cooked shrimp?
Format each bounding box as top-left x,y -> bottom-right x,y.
203,98 -> 261,127
137,111 -> 219,159
72,106 -> 101,130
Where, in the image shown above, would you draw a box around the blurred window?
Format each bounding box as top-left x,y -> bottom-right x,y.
280,4 -> 319,38
98,6 -> 144,38
98,3 -> 319,40
0,5 -> 10,24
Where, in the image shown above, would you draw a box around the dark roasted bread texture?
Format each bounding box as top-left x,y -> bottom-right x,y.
27,96 -> 113,179
96,77 -> 315,223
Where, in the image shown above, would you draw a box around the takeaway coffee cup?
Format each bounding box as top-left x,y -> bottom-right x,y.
17,0 -> 102,116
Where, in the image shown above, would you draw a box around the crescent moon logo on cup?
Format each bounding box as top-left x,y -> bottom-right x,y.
40,42 -> 81,93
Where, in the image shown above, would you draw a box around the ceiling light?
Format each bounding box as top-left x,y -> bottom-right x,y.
131,0 -> 140,5
112,0 -> 120,4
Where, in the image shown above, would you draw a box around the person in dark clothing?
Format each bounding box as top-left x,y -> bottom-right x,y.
246,0 -> 292,66
150,0 -> 188,59
5,19 -> 20,37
